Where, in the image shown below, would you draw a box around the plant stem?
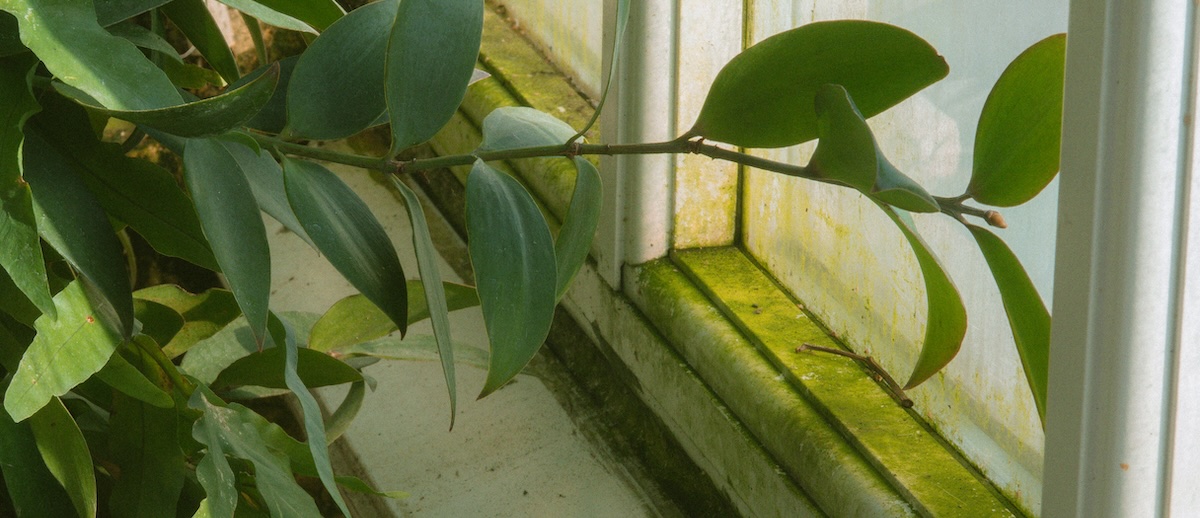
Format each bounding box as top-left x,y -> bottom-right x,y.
247,133 -> 828,185
795,343 -> 913,408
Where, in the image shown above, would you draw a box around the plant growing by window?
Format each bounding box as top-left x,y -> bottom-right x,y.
0,0 -> 1063,515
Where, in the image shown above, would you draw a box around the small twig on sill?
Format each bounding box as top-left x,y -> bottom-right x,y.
795,343 -> 914,408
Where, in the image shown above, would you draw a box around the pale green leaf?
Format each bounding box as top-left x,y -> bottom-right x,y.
216,0 -> 316,33
324,380 -> 364,445
969,225 -> 1050,424
30,397 -> 96,518
476,106 -> 576,153
968,34 -> 1066,207
180,311 -> 318,385
107,21 -> 182,62
4,281 -> 123,422
692,20 -> 947,148
184,138 -> 272,346
466,160 -> 556,398
571,0 -> 628,140
337,334 -> 489,369
94,339 -> 174,409
283,157 -> 408,335
1,0 -> 182,110
211,345 -> 361,391
308,282 -> 479,352
555,158 -> 602,300
386,0 -> 484,152
247,0 -> 343,31
392,177 -> 458,426
286,0 -> 396,140
135,285 -> 241,359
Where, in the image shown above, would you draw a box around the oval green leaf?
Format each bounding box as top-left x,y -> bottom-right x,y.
691,20 -> 948,148
0,53 -> 54,318
282,157 -> 408,335
875,205 -> 967,389
135,285 -> 241,359
555,158 -> 602,300
54,65 -> 279,138
212,345 -> 361,391
386,0 -> 484,153
476,106 -> 576,152
29,397 -> 96,518
466,160 -> 556,398
286,0 -> 396,140
968,34 -> 1066,207
1,0 -> 182,110
968,225 -> 1050,424
308,282 -> 479,352
217,138 -> 314,246
184,138 -> 272,346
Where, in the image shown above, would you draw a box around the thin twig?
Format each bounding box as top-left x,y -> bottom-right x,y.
795,343 -> 913,408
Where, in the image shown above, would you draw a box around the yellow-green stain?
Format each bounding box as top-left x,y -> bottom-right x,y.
674,247 -> 1020,517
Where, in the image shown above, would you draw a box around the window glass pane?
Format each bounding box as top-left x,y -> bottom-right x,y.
742,1 -> 1066,513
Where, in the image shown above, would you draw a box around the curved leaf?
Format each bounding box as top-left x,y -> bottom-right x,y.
337,334 -> 490,369
282,157 -> 408,335
968,34 -> 1066,207
160,0 -> 240,83
556,159 -> 602,300
212,346 -> 361,391
386,0 -> 484,152
691,20 -> 948,148
3,281 -> 123,422
94,340 -> 174,409
286,0 -> 396,140
875,206 -> 967,389
230,56 -> 299,134
23,130 -> 134,336
308,282 -> 479,352
0,53 -> 54,318
392,177 -> 458,426
29,397 -> 95,518
245,0 -> 344,31
811,84 -> 938,212
107,21 -> 182,62
969,225 -> 1050,424
571,0 -> 628,140
135,285 -> 241,359
216,0 -> 318,34
1,0 -> 182,110
55,65 -> 279,138
466,160 -> 556,398
184,138 -> 272,346
324,380 -> 364,444
476,106 -> 576,152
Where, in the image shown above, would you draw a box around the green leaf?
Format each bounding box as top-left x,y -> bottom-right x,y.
135,298 -> 185,347
286,0 -> 396,140
3,281 -> 123,421
212,346 -> 361,391
29,397 -> 96,518
0,11 -> 26,56
875,206 -> 967,389
94,339 -> 174,409
0,269 -> 40,326
190,388 -> 321,518
337,334 -> 489,369
476,106 -> 576,152
0,53 -> 54,318
108,394 -> 186,518
160,58 -> 226,90
391,177 -> 458,425
0,0 -> 182,110
180,312 -> 317,384
215,0 -> 316,33
23,131 -> 135,337
308,282 -> 479,352
0,380 -> 76,517
161,0 -> 240,83
810,84 -> 939,213
385,0 -> 484,152
269,315 -> 351,517
571,0 -> 628,140
230,56 -> 298,135
466,160 -> 556,398
555,159 -> 602,300
135,285 -> 241,359
283,157 -> 408,335
184,138 -> 272,346
95,0 -> 173,27
968,33 -> 1066,207
324,380 -> 364,445
107,20 -> 183,62
968,225 -> 1050,424
691,20 -> 948,148
30,94 -> 219,271
244,0 -> 344,31
54,64 -> 279,138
